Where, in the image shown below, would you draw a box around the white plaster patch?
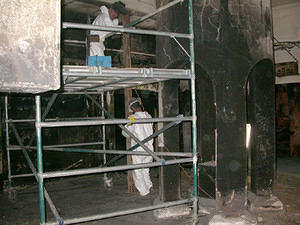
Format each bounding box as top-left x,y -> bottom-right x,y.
18,39 -> 30,53
209,214 -> 256,225
153,205 -> 191,219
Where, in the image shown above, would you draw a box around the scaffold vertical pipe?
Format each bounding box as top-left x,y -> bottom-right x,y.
101,93 -> 108,181
5,96 -> 12,188
188,0 -> 198,220
36,96 -> 46,224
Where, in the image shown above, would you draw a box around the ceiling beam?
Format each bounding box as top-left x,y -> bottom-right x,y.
63,0 -> 156,15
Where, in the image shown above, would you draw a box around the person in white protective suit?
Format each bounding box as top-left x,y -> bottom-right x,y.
122,98 -> 154,196
90,1 -> 126,56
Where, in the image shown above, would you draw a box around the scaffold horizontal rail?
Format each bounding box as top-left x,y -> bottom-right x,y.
199,160 -> 216,167
64,79 -> 161,92
42,158 -> 193,179
8,145 -> 193,157
38,116 -> 193,128
45,198 -> 193,225
8,142 -> 105,150
6,117 -> 105,123
11,173 -> 35,178
63,22 -> 193,39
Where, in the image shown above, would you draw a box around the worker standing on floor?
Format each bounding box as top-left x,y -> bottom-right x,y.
90,1 -> 127,56
122,98 -> 154,196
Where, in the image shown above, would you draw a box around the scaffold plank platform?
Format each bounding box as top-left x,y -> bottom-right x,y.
63,65 -> 191,92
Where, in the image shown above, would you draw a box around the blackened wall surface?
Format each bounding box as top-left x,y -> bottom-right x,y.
247,60 -> 275,194
156,0 -> 275,210
159,80 -> 181,201
5,95 -> 102,180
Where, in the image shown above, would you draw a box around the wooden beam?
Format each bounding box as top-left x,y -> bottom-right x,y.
122,13 -> 136,193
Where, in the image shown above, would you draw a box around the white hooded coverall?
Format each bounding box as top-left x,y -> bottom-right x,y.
90,6 -> 119,56
122,111 -> 154,196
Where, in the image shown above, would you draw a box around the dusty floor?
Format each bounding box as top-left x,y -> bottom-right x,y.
271,156 -> 300,225
0,169 -> 196,225
0,156 -> 300,225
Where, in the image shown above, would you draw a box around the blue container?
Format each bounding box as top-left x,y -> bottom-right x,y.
88,56 -> 112,67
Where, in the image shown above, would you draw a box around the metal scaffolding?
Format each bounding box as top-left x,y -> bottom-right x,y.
4,0 -> 198,224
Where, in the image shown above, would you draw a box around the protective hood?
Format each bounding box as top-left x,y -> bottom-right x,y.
100,5 -> 109,15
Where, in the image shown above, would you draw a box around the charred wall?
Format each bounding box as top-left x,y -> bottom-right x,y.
156,0 -> 275,210
3,94 -> 102,183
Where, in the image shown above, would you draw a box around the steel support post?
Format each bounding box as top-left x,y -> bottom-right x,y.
36,96 -> 46,224
188,0 -> 198,221
4,96 -> 12,189
100,93 -> 108,182
27,94 -> 58,148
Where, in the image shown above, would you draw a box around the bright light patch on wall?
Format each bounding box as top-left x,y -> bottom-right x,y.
246,123 -> 251,149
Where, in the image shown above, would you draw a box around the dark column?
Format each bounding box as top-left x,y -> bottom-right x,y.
248,61 -> 275,195
158,81 -> 181,201
156,0 -> 182,201
156,0 -> 274,211
215,79 -> 247,209
196,68 -> 216,198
